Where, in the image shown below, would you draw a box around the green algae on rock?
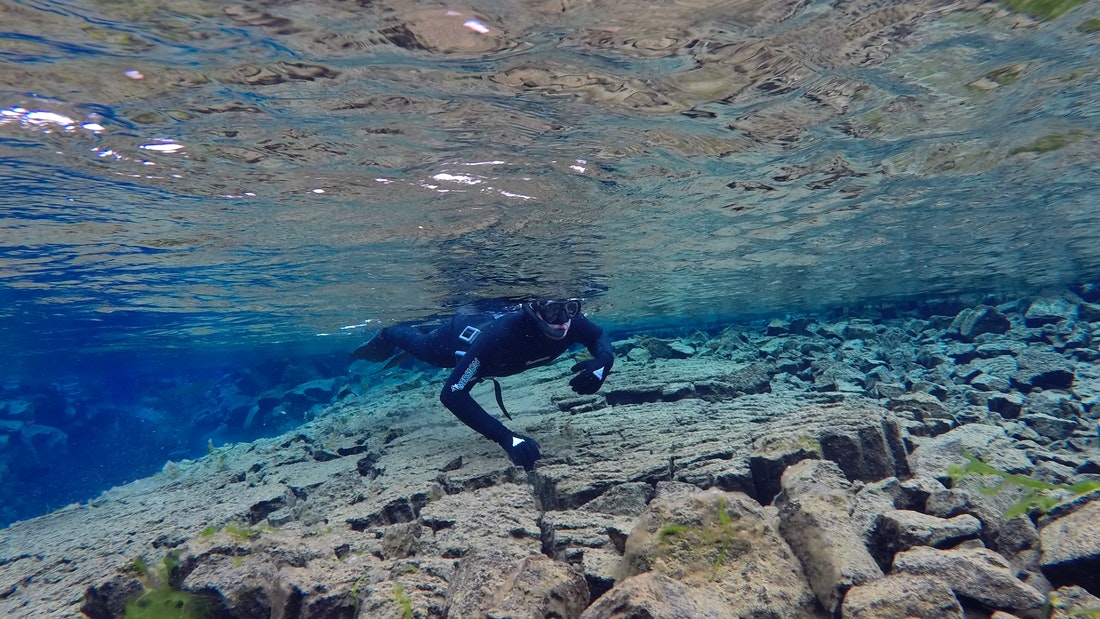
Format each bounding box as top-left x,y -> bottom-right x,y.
1010,132 -> 1082,155
948,454 -> 1100,519
999,0 -> 1088,20
123,587 -> 213,619
986,63 -> 1030,85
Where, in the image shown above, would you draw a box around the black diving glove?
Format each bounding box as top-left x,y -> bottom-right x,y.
569,356 -> 612,395
502,433 -> 541,471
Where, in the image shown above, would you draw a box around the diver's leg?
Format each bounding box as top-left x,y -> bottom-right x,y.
353,322 -> 455,367
351,329 -> 398,361
384,325 -> 455,366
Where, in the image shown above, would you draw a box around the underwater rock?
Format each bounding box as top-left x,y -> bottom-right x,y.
1080,301 -> 1100,321
379,521 -> 422,560
995,514 -> 1051,595
617,489 -> 821,618
444,548 -> 589,619
989,392 -> 1026,418
181,552 -> 299,619
1030,390 -> 1087,418
950,306 -> 1013,340
1025,298 -> 1078,328
539,509 -> 635,596
749,433 -> 821,506
579,482 -> 653,516
578,571 -> 726,619
924,487 -> 1009,548
869,510 -> 982,568
818,412 -> 910,485
908,423 -> 1034,482
844,318 -> 879,340
1012,349 -> 1076,391
416,483 -> 542,559
809,358 -> 866,393
891,546 -> 1047,617
79,575 -> 145,619
603,383 -> 665,405
850,477 -> 904,540
633,336 -> 692,360
972,372 -> 1014,393
767,318 -> 792,335
1047,585 -> 1100,619
1022,413 -> 1079,441
717,361 -> 773,395
775,459 -> 883,614
887,391 -> 951,416
841,574 -> 964,619
540,509 -> 635,560
1039,493 -> 1100,597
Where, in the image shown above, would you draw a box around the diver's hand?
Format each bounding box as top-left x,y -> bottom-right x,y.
502,433 -> 541,471
569,357 -> 611,394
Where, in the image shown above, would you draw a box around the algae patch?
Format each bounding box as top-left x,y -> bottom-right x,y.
123,588 -> 212,619
1009,132 -> 1081,155
999,0 -> 1088,20
986,63 -> 1029,86
948,453 -> 1100,518
655,496 -> 752,574
120,551 -> 214,619
393,583 -> 413,619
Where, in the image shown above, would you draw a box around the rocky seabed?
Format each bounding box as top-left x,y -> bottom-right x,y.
2,293 -> 1100,618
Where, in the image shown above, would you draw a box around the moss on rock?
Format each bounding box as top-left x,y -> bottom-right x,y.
999,0 -> 1088,20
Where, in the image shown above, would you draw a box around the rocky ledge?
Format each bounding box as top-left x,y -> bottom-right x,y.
2,292 -> 1099,618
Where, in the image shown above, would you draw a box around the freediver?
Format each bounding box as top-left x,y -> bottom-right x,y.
353,298 -> 614,471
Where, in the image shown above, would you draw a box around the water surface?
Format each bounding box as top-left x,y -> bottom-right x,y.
1,0 -> 1099,523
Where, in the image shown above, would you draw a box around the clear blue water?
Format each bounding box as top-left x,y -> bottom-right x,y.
2,0 -> 1099,525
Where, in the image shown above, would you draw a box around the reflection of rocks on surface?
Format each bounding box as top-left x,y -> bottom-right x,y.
5,0 -> 1099,362
2,292 -> 1100,617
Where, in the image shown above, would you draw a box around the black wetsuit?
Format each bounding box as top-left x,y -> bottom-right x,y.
380,309 -> 614,461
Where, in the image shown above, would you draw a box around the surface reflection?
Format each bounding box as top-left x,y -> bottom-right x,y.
0,0 -> 1097,361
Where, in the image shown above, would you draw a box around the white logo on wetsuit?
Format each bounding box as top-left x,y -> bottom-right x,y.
451,358 -> 480,391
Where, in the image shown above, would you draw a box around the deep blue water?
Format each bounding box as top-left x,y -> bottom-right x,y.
3,0 -> 1100,526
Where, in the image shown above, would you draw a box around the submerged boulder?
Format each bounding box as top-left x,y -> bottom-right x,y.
578,572 -> 726,619
775,459 -> 883,614
1012,349 -> 1075,392
445,548 -> 589,619
907,423 -> 1034,482
615,488 -> 822,618
869,510 -> 981,568
842,574 -> 964,619
950,306 -> 1012,340
1024,298 -> 1078,328
891,546 -> 1046,617
1039,492 -> 1100,597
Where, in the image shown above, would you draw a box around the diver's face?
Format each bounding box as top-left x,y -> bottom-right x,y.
543,319 -> 571,340
532,299 -> 580,340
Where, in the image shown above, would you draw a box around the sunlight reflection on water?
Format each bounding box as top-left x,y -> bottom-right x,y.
0,0 -> 1098,361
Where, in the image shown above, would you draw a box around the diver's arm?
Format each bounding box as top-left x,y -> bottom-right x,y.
438,346 -> 541,470
439,359 -> 510,445
587,326 -> 615,368
569,317 -> 614,394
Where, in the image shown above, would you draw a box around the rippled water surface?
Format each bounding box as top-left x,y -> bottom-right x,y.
2,0 -> 1100,366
